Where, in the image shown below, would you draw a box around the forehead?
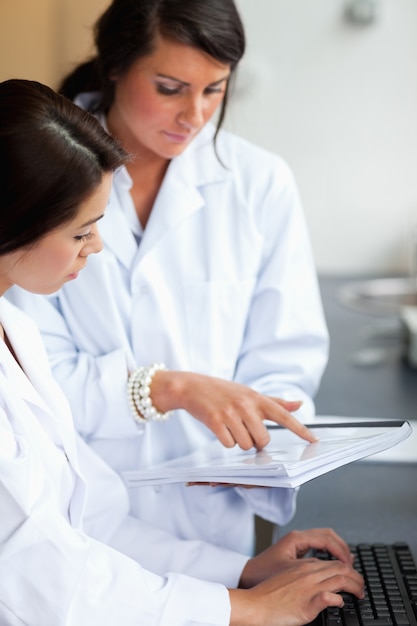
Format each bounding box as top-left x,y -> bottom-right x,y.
59,173 -> 112,231
128,36 -> 231,82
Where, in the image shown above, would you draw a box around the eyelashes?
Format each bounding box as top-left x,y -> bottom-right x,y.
74,232 -> 95,243
156,83 -> 225,97
156,84 -> 180,95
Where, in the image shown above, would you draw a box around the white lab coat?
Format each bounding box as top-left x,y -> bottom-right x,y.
0,296 -> 249,625
8,95 -> 329,556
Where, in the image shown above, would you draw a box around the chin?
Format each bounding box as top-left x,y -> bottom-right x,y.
34,280 -> 67,295
158,143 -> 190,159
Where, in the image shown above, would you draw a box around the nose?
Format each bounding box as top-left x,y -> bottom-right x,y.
178,95 -> 205,130
92,233 -> 104,254
80,224 -> 103,257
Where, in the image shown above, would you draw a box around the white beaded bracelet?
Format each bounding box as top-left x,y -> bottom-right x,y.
127,363 -> 172,424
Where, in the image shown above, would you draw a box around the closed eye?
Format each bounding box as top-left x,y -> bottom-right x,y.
74,232 -> 95,242
156,83 -> 181,96
204,85 -> 226,95
156,77 -> 228,97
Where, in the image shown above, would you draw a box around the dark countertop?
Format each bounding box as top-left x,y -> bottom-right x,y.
281,461 -> 417,559
315,275 -> 417,420
277,276 -> 417,558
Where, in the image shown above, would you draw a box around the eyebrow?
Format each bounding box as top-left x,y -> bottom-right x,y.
79,214 -> 105,228
156,73 -> 230,87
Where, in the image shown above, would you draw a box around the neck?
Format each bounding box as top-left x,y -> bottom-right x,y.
106,111 -> 171,228
126,155 -> 170,229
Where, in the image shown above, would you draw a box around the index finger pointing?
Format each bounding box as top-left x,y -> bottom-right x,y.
267,405 -> 319,444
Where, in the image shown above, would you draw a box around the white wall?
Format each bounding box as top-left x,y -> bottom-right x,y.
227,0 -> 417,276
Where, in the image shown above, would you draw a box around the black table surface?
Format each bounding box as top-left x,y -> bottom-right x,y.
279,275 -> 417,558
314,275 -> 417,420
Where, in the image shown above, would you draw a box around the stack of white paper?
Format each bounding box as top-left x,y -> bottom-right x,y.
123,419 -> 412,489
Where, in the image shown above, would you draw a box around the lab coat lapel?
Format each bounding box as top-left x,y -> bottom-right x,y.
99,168 -> 139,271
0,299 -> 87,526
137,123 -> 231,263
0,299 -> 80,471
136,163 -> 204,262
99,123 -> 231,266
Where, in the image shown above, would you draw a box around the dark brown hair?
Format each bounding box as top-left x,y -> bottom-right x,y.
0,79 -> 127,254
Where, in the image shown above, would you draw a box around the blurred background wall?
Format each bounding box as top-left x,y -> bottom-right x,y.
1,0 -> 416,276
0,0 -> 108,86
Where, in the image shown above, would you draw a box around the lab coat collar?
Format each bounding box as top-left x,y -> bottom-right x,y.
137,126 -> 227,262
0,297 -> 80,471
101,120 -> 232,268
0,297 -> 87,525
76,93 -> 232,267
99,168 -> 139,271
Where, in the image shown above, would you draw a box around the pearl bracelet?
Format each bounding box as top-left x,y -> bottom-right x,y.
127,363 -> 172,424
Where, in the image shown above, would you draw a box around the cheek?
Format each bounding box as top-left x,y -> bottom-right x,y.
122,85 -> 161,124
45,244 -> 78,270
205,96 -> 224,121
127,86 -> 180,127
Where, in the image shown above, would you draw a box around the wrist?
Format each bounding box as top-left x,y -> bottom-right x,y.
229,588 -> 260,626
150,370 -> 194,413
127,363 -> 172,423
238,558 -> 255,589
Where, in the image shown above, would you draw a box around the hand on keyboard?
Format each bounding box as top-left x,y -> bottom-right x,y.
240,528 -> 356,588
308,542 -> 417,626
232,556 -> 364,626
272,528 -> 356,565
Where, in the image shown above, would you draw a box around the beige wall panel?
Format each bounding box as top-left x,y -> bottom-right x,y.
0,0 -> 59,86
0,0 -> 109,88
59,0 -> 109,82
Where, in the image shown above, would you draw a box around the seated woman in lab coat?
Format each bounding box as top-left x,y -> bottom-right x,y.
0,77 -> 363,626
7,0 -> 329,558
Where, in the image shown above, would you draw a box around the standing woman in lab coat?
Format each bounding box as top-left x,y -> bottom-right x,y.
0,77 -> 364,626
8,0 -> 329,556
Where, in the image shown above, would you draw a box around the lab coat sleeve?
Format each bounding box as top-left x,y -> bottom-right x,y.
75,432 -> 249,587
234,485 -> 298,527
221,155 -> 328,527
233,157 -> 329,422
0,409 -> 231,626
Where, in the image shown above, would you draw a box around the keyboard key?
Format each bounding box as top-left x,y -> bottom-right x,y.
342,610 -> 361,626
361,618 -> 393,626
392,611 -> 410,625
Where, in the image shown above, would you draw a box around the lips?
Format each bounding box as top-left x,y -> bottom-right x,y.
163,130 -> 192,143
68,263 -> 86,279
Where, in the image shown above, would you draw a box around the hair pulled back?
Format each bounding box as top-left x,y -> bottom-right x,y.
0,79 -> 127,255
60,0 -> 246,132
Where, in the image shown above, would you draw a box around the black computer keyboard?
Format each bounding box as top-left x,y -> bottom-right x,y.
310,543 -> 417,626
